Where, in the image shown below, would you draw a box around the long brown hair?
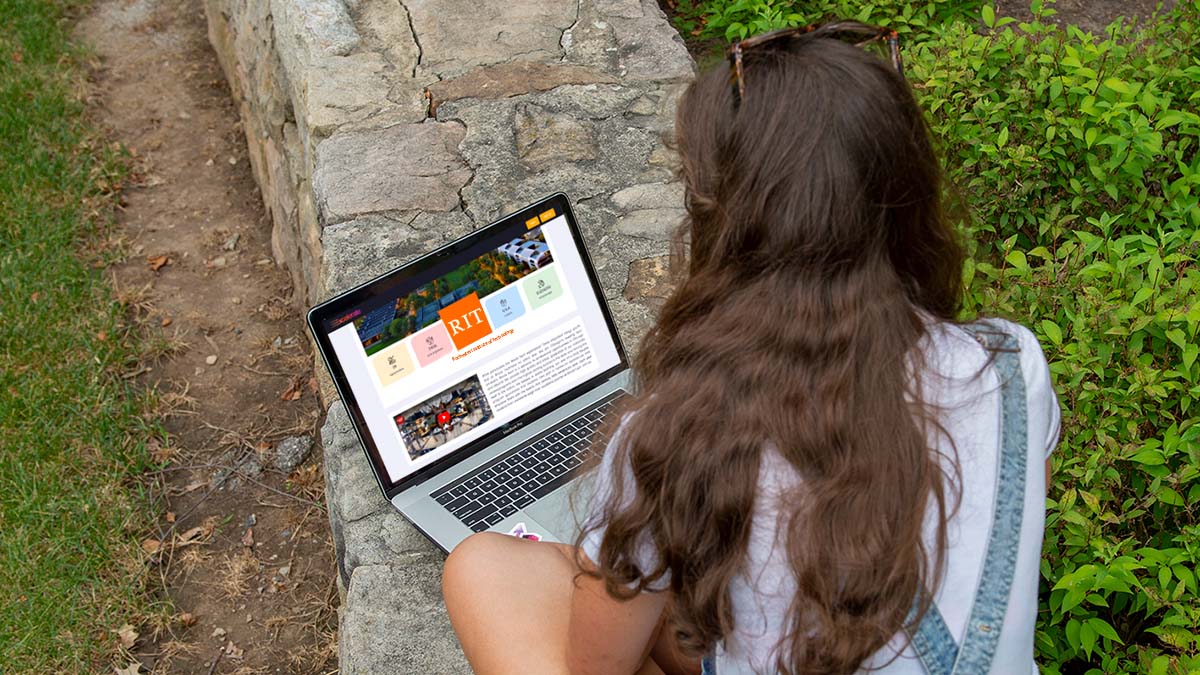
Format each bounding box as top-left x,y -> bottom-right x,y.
576,32 -> 968,675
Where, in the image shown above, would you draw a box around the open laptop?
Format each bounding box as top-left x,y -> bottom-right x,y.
308,193 -> 631,552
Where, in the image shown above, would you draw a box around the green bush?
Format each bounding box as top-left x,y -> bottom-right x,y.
670,0 -> 984,43
670,1 -> 1200,672
915,5 -> 1200,672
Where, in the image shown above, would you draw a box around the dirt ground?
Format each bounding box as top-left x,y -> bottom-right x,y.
76,1 -> 338,673
993,0 -> 1178,34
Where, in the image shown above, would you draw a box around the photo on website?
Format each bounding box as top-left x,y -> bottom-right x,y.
354,226 -> 553,356
393,374 -> 494,460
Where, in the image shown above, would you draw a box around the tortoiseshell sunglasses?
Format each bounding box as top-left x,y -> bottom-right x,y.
727,21 -> 904,106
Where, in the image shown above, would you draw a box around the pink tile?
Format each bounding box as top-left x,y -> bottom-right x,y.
413,322 -> 453,367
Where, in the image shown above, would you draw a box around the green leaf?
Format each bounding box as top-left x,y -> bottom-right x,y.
1128,448 -> 1165,465
1079,620 -> 1097,658
1132,287 -> 1155,306
1086,617 -> 1123,644
1042,319 -> 1063,346
997,125 -> 1009,148
1104,77 -> 1134,95
982,4 -> 996,28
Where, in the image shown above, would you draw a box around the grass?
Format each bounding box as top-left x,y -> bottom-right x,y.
0,0 -> 159,671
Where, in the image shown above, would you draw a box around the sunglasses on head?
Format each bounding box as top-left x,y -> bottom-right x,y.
726,21 -> 905,107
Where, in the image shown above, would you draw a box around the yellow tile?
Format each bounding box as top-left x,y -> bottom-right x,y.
538,208 -> 556,223
525,216 -> 541,229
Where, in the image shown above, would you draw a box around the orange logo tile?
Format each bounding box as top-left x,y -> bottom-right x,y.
438,292 -> 492,350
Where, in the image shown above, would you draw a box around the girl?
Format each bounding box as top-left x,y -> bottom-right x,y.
442,22 -> 1060,675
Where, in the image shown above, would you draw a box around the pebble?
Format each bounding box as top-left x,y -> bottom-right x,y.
205,355 -> 217,365
231,297 -> 241,305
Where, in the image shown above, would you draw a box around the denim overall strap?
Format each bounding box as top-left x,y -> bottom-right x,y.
908,321 -> 1028,675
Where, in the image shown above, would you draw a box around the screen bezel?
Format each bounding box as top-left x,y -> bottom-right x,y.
307,193 -> 630,498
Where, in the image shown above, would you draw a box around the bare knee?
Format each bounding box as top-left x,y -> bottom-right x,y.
442,532 -> 507,609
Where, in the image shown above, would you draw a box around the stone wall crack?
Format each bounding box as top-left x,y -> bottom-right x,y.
397,0 -> 423,78
559,0 -> 583,61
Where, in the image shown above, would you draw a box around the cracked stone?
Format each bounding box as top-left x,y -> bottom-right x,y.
320,212 -> 474,296
426,61 -> 617,113
312,123 -> 471,223
341,562 -> 470,674
355,0 -> 421,77
304,52 -> 415,136
561,0 -> 619,72
404,0 -> 576,79
515,104 -> 598,169
342,507 -> 440,574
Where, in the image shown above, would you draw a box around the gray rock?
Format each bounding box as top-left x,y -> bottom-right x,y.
597,0 -> 644,19
272,0 -> 360,57
355,0 -> 421,77
611,0 -> 694,82
611,181 -> 685,211
342,506 -> 442,573
321,400 -> 390,527
321,398 -> 355,458
404,0 -> 576,79
320,211 -> 474,297
340,562 -> 470,674
515,104 -> 598,169
427,61 -> 617,113
561,0 -> 621,73
272,435 -> 314,473
304,52 -> 420,137
328,424 -> 390,524
616,208 -> 684,240
211,450 -> 263,490
312,122 -> 472,223
532,83 -> 647,119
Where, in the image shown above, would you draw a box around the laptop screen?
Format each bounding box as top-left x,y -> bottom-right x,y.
314,198 -> 624,489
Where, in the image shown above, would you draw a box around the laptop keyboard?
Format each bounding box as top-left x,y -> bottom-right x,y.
431,391 -> 625,533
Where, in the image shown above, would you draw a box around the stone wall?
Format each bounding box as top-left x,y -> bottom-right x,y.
204,0 -> 693,670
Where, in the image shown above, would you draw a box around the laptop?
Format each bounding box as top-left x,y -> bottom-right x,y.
308,193 -> 631,552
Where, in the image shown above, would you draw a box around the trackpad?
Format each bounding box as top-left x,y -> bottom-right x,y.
525,473 -> 598,541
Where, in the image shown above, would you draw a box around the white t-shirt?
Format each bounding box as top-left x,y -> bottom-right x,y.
581,318 -> 1061,675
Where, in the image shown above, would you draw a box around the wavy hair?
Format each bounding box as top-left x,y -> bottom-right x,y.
576,32 -> 968,675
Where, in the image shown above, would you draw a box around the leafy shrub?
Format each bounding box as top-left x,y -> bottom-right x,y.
912,4 -> 1200,672
669,0 -> 984,42
668,0 -> 1200,672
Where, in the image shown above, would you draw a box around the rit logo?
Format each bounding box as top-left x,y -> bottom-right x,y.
445,307 -> 486,336
438,292 -> 492,350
